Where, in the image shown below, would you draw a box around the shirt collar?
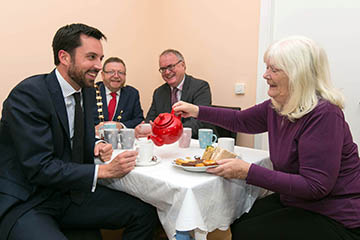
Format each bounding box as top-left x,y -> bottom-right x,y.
171,75 -> 185,91
104,85 -> 120,96
55,69 -> 81,97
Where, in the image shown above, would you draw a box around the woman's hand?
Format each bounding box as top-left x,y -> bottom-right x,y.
207,158 -> 251,179
172,101 -> 199,118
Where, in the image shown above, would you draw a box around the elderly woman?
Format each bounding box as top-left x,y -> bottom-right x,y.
173,36 -> 360,240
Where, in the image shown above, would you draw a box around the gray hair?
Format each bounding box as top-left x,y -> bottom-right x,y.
264,36 -> 344,120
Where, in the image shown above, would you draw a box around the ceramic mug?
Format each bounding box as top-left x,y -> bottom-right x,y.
104,128 -> 119,149
217,137 -> 235,153
178,127 -> 192,148
198,128 -> 217,149
138,123 -> 152,136
135,139 -> 154,164
103,122 -> 117,129
99,122 -> 117,139
119,128 -> 136,149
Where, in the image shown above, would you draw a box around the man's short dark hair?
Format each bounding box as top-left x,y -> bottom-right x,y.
102,57 -> 126,71
52,23 -> 107,65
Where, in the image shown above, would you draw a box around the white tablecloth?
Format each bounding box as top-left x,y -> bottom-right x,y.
98,140 -> 271,240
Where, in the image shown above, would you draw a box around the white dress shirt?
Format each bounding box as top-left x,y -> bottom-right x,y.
55,69 -> 98,192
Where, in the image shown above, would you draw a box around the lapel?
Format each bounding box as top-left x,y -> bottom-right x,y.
46,70 -> 70,139
164,84 -> 172,112
99,83 -> 109,121
180,74 -> 190,102
115,87 -> 127,118
82,87 -> 96,159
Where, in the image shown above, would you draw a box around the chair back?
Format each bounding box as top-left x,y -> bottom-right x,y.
205,105 -> 241,140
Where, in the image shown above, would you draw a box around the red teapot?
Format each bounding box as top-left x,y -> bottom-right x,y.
148,109 -> 183,146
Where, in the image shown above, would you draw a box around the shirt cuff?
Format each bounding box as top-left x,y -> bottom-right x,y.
91,165 -> 99,192
96,140 -> 106,145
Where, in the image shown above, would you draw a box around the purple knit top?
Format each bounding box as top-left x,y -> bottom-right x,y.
198,100 -> 360,228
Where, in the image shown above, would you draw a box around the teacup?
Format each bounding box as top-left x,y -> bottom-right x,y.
198,128 -> 217,149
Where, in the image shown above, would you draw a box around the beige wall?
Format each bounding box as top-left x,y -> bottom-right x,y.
0,0 -> 260,147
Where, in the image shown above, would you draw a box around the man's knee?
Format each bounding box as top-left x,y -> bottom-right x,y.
62,229 -> 102,240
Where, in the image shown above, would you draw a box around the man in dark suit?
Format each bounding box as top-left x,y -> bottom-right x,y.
0,23 -> 157,240
142,49 -> 212,139
94,57 -> 144,130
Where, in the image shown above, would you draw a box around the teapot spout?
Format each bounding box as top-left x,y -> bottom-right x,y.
148,135 -> 164,146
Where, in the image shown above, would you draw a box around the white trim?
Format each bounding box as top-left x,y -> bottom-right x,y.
254,0 -> 274,150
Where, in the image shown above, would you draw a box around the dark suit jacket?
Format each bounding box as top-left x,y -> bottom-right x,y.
0,70 -> 96,239
145,74 -> 212,138
94,82 -> 144,128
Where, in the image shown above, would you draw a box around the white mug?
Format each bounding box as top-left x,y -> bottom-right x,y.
135,139 -> 154,164
217,137 -> 235,153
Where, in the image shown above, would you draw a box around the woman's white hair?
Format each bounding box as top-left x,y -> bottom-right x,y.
264,36 -> 344,120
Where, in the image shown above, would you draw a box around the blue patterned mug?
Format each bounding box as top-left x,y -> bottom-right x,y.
198,129 -> 217,149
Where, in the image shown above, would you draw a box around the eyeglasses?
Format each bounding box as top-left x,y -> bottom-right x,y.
103,70 -> 126,76
158,60 -> 182,73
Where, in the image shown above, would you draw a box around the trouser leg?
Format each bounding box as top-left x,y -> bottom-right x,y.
231,193 -> 359,240
8,208 -> 66,240
60,186 -> 158,240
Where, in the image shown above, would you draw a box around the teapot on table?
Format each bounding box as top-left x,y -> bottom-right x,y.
148,109 -> 183,146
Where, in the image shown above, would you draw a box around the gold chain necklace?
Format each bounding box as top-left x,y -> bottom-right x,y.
95,84 -> 123,122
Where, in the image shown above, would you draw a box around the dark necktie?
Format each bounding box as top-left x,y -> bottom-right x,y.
72,92 -> 84,163
71,92 -> 85,204
108,92 -> 117,120
171,87 -> 179,106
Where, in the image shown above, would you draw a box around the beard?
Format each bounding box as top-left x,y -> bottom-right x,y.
67,60 -> 99,88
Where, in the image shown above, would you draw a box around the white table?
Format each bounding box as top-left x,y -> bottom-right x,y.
98,140 -> 271,240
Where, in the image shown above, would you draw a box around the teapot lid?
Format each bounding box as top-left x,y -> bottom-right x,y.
154,113 -> 173,127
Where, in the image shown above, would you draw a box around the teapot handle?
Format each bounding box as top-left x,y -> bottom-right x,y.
171,109 -> 182,120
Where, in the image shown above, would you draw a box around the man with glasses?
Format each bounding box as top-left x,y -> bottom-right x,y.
94,57 -> 144,132
144,49 -> 212,139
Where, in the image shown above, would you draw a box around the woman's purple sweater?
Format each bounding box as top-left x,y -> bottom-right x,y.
198,99 -> 360,228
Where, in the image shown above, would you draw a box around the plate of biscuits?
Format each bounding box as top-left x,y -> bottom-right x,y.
172,146 -> 237,172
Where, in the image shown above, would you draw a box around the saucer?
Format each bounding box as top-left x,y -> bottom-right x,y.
136,156 -> 160,167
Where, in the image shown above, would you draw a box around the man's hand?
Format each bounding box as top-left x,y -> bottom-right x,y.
206,158 -> 251,179
95,121 -> 123,136
98,151 -> 138,179
95,122 -> 105,137
94,142 -> 113,162
135,121 -> 152,139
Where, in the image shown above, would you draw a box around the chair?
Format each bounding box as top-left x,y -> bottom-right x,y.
205,105 -> 241,139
